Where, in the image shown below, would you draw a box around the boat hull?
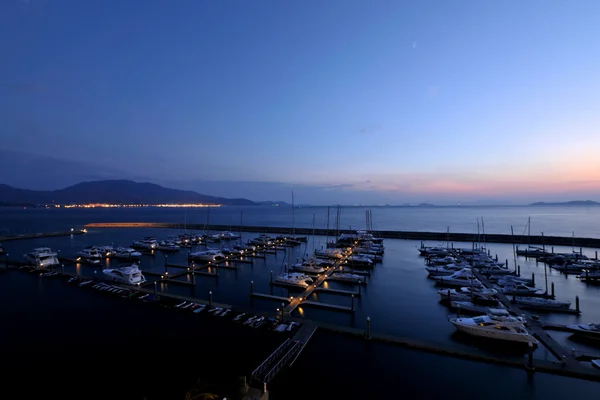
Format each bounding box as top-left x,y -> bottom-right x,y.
451,321 -> 538,345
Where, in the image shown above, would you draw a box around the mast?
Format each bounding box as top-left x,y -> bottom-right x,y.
481,217 -> 486,250
511,226 -> 517,271
325,206 -> 331,244
239,210 -> 244,243
527,217 -> 531,248
291,191 -> 295,237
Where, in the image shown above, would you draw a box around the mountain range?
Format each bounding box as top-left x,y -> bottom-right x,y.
529,200 -> 600,206
0,180 -> 258,206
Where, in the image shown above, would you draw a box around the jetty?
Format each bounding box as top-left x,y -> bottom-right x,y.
0,229 -> 87,242
84,222 -> 600,247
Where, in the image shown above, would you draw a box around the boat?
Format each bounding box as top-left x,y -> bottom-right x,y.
290,259 -> 325,274
515,296 -> 572,310
249,234 -> 273,246
437,287 -> 498,302
273,273 -> 312,288
113,247 -> 142,260
92,245 -> 116,258
451,301 -> 501,315
344,255 -> 374,268
102,263 -> 147,285
220,231 -> 241,240
23,247 -> 60,268
188,249 -> 226,263
314,248 -> 345,259
448,311 -> 538,345
132,237 -> 158,250
0,244 -> 5,256
565,322 -> 600,339
592,360 -> 600,370
157,241 -> 180,252
77,247 -> 102,263
431,268 -> 483,288
221,247 -> 244,256
331,272 -> 362,283
499,282 -> 542,296
426,264 -> 467,277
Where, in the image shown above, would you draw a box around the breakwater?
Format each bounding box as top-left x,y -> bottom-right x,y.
84,222 -> 600,248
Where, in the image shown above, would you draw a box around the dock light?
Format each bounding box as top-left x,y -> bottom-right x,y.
71,228 -> 74,232
165,271 -> 169,275
290,296 -> 293,300
161,275 -> 164,279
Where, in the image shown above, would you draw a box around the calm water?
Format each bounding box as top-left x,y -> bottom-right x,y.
2,206 -> 600,398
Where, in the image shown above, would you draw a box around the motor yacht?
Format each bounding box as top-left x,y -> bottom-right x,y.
77,247 -> 102,263
431,268 -> 483,288
344,255 -> 374,268
515,296 -> 572,310
102,263 -> 146,285
331,272 -> 362,283
290,260 -> 325,274
188,249 -> 226,263
157,241 -> 180,252
449,311 -> 537,345
23,247 -> 60,268
314,248 -> 345,259
92,245 -> 116,258
132,237 -> 158,250
113,247 -> 142,260
274,273 -> 312,288
566,322 -> 600,339
437,287 -> 498,302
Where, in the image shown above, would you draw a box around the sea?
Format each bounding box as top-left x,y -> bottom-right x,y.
2,205 -> 600,399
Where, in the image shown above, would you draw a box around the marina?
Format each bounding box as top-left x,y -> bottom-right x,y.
4,207 -> 600,395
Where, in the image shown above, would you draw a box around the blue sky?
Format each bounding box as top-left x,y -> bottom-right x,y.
1,0 -> 600,205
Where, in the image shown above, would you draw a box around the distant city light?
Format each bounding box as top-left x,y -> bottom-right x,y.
55,203 -> 222,209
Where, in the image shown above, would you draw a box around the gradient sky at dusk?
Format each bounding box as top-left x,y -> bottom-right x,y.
1,0 -> 600,205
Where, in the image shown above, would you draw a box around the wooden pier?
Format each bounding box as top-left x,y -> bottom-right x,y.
300,300 -> 353,312
251,293 -> 291,303
282,266 -> 339,315
314,287 -> 361,297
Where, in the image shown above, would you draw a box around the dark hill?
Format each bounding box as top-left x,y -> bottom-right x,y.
529,200 -> 600,206
0,180 -> 256,206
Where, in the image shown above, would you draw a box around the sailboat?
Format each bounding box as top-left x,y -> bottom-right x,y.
288,191 -> 307,244
515,218 -> 549,258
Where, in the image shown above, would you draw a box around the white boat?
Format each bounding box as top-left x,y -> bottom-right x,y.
331,272 -> 362,282
220,231 -> 241,240
566,322 -> 600,339
426,264 -> 466,277
438,287 -> 498,302
249,234 -> 273,246
431,268 -> 483,288
132,237 -> 158,250
515,297 -> 572,310
344,255 -> 374,268
451,301 -> 503,314
188,249 -> 226,263
592,360 -> 600,370
290,260 -> 325,274
157,241 -> 180,252
221,247 -> 244,256
449,312 -> 538,345
102,264 -> 146,285
92,245 -> 116,258
77,247 -> 102,261
274,273 -> 312,288
113,247 -> 142,260
500,282 -> 542,296
314,248 -> 345,259
23,247 -> 60,268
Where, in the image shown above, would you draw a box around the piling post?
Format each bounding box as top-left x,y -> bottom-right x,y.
358,284 -> 362,295
366,316 -> 371,339
209,290 -> 213,307
495,254 -> 498,261
551,246 -> 554,254
576,295 -> 580,313
4,254 -> 8,269
250,280 -> 254,294
586,269 -> 589,281
512,294 -> 517,304
596,251 -> 598,260
505,259 -> 508,268
281,303 -> 285,321
351,294 -> 355,311
527,342 -> 535,372
457,305 -> 461,318
518,265 -> 521,276
61,264 -> 64,275
164,255 -> 168,275
532,273 -> 535,286
154,281 -> 157,295
270,270 -> 273,283
551,282 -> 555,297
363,275 -> 367,284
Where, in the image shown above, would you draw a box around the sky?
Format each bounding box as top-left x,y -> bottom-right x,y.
1,0 -> 600,205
